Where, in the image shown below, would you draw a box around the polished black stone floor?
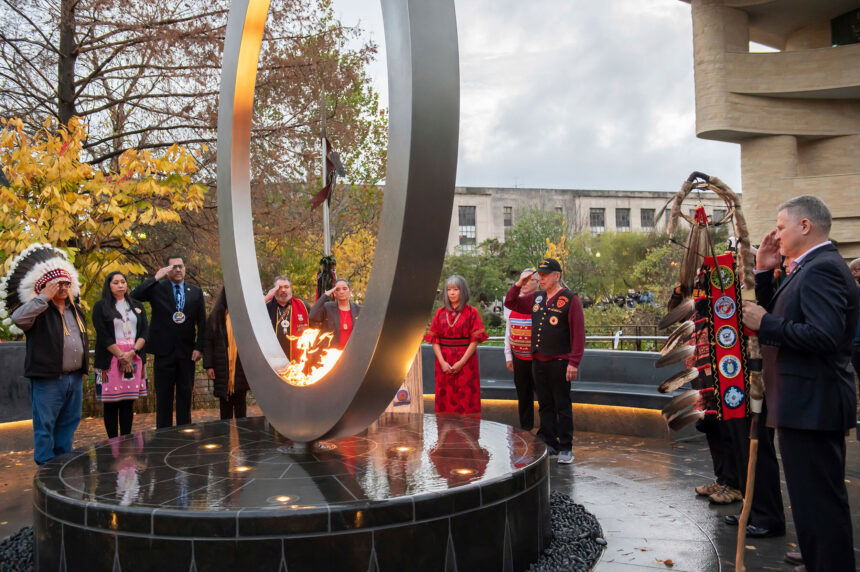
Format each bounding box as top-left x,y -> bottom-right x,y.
32,413 -> 550,571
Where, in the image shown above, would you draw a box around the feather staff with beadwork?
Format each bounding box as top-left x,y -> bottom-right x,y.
1,243 -> 88,465
655,172 -> 781,572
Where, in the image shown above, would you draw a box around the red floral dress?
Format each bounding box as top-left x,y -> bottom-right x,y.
424,305 -> 488,415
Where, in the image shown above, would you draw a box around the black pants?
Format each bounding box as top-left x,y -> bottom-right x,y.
153,354 -> 195,428
219,391 -> 248,420
532,359 -> 573,452
854,345 -> 860,440
103,400 -> 135,438
723,411 -> 785,531
778,427 -> 854,572
698,416 -> 738,488
512,356 -> 535,430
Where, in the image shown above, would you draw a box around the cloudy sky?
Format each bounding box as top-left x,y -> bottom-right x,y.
334,0 -> 742,193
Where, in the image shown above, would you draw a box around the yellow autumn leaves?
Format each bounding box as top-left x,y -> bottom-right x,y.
0,117 -> 206,299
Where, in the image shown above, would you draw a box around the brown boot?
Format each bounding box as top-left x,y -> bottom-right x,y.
708,485 -> 743,504
695,481 -> 722,496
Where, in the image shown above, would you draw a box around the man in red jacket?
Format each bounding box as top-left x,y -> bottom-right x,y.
505,258 -> 585,464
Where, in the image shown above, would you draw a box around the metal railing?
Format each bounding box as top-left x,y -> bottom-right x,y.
486,332 -> 668,351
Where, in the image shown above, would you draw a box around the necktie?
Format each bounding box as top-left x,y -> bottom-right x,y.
788,260 -> 798,274
174,283 -> 181,303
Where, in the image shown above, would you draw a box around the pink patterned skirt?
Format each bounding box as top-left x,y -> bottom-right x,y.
96,339 -> 148,402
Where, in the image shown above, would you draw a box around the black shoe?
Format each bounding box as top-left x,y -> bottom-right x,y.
745,524 -> 785,538
724,514 -> 739,526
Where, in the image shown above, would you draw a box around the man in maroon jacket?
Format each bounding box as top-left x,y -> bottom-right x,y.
505,258 -> 585,464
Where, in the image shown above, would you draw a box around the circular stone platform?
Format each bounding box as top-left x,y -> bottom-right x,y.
33,413 -> 549,571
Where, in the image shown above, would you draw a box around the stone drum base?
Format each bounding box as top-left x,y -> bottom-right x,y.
34,413 -> 550,571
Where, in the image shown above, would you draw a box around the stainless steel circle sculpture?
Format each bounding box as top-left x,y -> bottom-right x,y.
216,0 -> 459,441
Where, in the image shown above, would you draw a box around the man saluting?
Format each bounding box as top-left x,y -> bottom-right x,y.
742,196 -> 857,572
132,255 -> 205,428
504,258 -> 585,465
264,275 -> 310,360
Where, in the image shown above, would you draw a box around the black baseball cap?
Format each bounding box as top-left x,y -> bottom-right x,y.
537,258 -> 562,273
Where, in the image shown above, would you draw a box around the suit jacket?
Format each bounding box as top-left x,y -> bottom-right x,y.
308,295 -> 360,348
131,277 -> 206,359
756,244 -> 858,431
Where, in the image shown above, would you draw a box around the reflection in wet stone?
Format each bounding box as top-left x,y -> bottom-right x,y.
35,414 -> 550,570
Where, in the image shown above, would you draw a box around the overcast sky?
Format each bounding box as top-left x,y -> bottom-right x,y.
334,0 -> 742,193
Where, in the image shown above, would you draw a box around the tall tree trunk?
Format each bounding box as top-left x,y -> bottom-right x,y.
58,0 -> 78,125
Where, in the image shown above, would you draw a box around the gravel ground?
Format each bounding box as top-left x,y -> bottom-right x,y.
530,490 -> 606,571
0,526 -> 32,572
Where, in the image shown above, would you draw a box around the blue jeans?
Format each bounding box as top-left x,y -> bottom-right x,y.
30,374 -> 83,465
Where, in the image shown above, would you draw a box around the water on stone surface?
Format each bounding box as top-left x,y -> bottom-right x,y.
33,413 -> 544,511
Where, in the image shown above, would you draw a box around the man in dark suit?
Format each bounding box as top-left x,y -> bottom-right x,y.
743,195 -> 857,572
132,255 -> 206,428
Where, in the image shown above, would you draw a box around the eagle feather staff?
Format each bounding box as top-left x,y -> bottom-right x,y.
658,171 -> 762,572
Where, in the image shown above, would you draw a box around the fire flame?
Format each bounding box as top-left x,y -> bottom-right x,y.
278,328 -> 343,387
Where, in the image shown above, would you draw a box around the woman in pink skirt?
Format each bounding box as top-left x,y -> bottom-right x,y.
91,271 -> 148,438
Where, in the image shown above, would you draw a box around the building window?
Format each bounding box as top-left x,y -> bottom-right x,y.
832,8 -> 860,46
641,208 -> 655,229
712,208 -> 727,222
503,206 -> 513,227
616,208 -> 631,232
555,206 -> 564,215
589,208 -> 605,234
458,205 -> 477,252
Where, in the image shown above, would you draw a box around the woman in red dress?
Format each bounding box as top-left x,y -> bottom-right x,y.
424,275 -> 488,415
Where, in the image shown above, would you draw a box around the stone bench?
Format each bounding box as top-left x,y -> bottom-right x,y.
420,344 -> 681,408
420,344 -> 687,438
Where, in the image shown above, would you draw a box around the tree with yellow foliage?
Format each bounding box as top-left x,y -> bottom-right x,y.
0,117 -> 206,303
333,227 -> 377,302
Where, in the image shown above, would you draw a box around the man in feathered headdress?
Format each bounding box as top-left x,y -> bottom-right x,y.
1,244 -> 88,465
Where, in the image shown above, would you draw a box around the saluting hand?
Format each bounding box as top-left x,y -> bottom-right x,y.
756,230 -> 781,271
264,286 -> 276,303
39,280 -> 61,300
516,271 -> 537,288
324,287 -> 335,297
154,265 -> 173,280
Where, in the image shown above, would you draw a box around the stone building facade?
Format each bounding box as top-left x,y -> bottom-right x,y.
446,187 -> 730,254
685,1 -> 860,258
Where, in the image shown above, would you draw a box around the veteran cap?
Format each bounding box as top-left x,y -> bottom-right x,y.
537,257 -> 562,273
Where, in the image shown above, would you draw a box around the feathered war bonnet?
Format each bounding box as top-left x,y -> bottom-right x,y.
0,243 -> 81,335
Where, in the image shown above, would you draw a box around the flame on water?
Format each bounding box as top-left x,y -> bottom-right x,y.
278,328 -> 343,387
